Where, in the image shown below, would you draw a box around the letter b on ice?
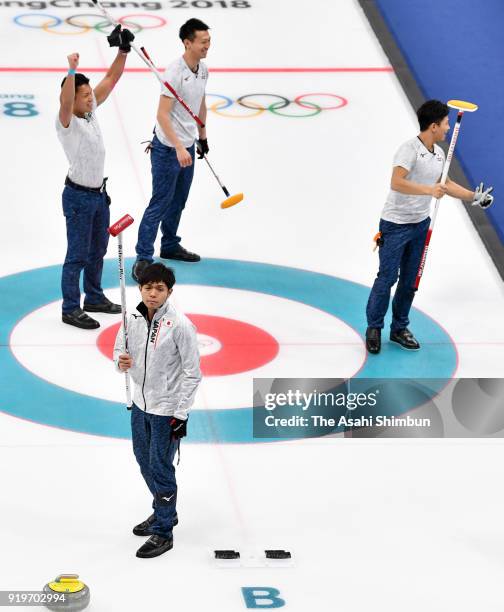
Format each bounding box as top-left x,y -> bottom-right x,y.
242,587 -> 286,608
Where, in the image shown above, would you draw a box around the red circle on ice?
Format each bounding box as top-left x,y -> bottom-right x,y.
97,314 -> 279,376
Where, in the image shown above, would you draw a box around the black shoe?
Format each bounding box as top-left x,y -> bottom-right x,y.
132,260 -> 151,283
62,307 -> 100,330
390,328 -> 420,350
83,297 -> 121,314
160,246 -> 201,262
136,534 -> 173,558
365,327 -> 381,354
133,513 -> 178,536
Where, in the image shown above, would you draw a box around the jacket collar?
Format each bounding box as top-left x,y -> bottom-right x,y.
136,300 -> 172,322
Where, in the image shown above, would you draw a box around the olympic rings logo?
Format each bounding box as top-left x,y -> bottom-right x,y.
206,93 -> 348,118
13,12 -> 167,35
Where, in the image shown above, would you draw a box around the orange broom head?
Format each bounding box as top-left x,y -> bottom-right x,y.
221,193 -> 244,209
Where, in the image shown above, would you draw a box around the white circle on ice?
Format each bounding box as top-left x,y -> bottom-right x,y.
9,285 -> 365,410
197,333 -> 222,356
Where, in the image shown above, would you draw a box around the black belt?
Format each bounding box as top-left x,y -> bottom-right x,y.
65,176 -> 108,193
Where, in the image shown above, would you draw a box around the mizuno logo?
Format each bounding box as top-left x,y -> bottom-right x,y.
162,495 -> 174,502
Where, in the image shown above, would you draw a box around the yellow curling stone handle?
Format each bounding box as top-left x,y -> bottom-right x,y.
48,575 -> 86,593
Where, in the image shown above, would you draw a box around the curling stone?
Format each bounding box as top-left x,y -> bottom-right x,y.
43,574 -> 90,611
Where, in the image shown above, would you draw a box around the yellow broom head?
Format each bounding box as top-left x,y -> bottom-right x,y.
447,100 -> 478,112
221,193 -> 244,209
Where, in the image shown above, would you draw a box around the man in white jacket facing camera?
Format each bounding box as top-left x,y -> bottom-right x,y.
114,262 -> 201,558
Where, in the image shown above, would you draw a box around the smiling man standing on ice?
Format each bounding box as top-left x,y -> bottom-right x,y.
132,18 -> 211,281
56,25 -> 134,330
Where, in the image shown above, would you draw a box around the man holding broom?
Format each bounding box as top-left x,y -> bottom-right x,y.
132,18 -> 211,281
365,99 -> 494,355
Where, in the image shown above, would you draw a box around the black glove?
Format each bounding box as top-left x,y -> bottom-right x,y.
107,25 -> 135,53
170,417 -> 187,439
196,138 -> 209,159
119,28 -> 135,53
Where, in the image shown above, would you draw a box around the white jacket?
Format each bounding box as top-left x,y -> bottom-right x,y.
113,300 -> 202,419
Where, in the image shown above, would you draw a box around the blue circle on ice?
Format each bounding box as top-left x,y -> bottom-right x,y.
0,258 -> 456,442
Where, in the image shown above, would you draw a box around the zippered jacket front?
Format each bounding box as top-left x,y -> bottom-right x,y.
113,300 -> 202,419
